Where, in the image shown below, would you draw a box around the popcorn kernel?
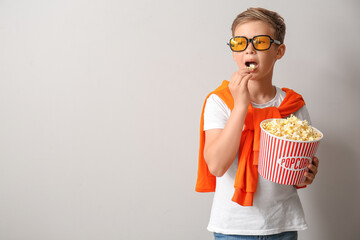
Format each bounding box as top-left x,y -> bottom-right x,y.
247,63 -> 256,70
261,115 -> 322,141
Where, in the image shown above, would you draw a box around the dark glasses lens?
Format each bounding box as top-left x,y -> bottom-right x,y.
252,36 -> 271,50
229,37 -> 248,52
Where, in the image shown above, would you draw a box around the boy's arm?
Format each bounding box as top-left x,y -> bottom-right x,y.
204,71 -> 252,177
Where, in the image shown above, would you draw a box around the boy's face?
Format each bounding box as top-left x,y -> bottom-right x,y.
232,20 -> 285,81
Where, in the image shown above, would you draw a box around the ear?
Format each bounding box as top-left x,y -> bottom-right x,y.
276,44 -> 286,60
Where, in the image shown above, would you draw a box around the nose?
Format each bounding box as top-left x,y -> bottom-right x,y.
245,41 -> 256,54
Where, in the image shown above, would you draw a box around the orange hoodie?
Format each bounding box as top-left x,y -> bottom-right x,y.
195,80 -> 306,206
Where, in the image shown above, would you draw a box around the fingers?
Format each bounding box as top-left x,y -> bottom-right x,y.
307,156 -> 319,175
307,162 -> 318,175
303,171 -> 315,185
302,156 -> 319,185
229,72 -> 252,99
230,71 -> 252,86
312,156 -> 319,168
239,73 -> 251,92
228,71 -> 252,108
245,67 -> 255,74
229,71 -> 241,86
239,65 -> 255,74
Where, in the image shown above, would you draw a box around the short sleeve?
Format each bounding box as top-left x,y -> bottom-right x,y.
293,105 -> 311,124
203,94 -> 231,131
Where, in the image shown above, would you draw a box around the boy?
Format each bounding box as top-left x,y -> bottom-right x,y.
195,8 -> 319,240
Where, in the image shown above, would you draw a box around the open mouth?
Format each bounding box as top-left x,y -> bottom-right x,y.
245,61 -> 258,71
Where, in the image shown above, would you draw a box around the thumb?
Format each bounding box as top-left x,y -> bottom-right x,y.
240,73 -> 252,90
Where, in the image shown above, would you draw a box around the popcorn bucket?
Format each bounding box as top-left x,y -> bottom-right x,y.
258,119 -> 323,185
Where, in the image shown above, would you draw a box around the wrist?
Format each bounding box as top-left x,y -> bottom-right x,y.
232,102 -> 249,113
295,184 -> 307,189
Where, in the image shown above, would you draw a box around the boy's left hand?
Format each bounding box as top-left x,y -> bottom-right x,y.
296,156 -> 319,188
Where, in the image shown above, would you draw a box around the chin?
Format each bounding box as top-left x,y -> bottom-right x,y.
249,76 -> 260,81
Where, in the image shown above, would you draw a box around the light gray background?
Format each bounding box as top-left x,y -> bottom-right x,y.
1,0 -> 359,239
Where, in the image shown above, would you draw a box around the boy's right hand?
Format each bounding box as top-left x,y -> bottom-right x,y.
229,71 -> 252,109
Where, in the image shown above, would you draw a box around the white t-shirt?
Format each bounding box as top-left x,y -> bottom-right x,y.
203,86 -> 309,235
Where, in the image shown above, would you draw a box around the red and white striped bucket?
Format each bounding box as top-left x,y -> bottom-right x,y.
258,119 -> 323,185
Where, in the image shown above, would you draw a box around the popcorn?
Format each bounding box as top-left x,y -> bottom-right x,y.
247,63 -> 256,70
261,115 -> 322,141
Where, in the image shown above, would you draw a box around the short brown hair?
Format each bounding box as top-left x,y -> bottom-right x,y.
231,7 -> 286,43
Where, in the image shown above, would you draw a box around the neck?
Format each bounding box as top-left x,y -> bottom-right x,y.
248,79 -> 276,104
